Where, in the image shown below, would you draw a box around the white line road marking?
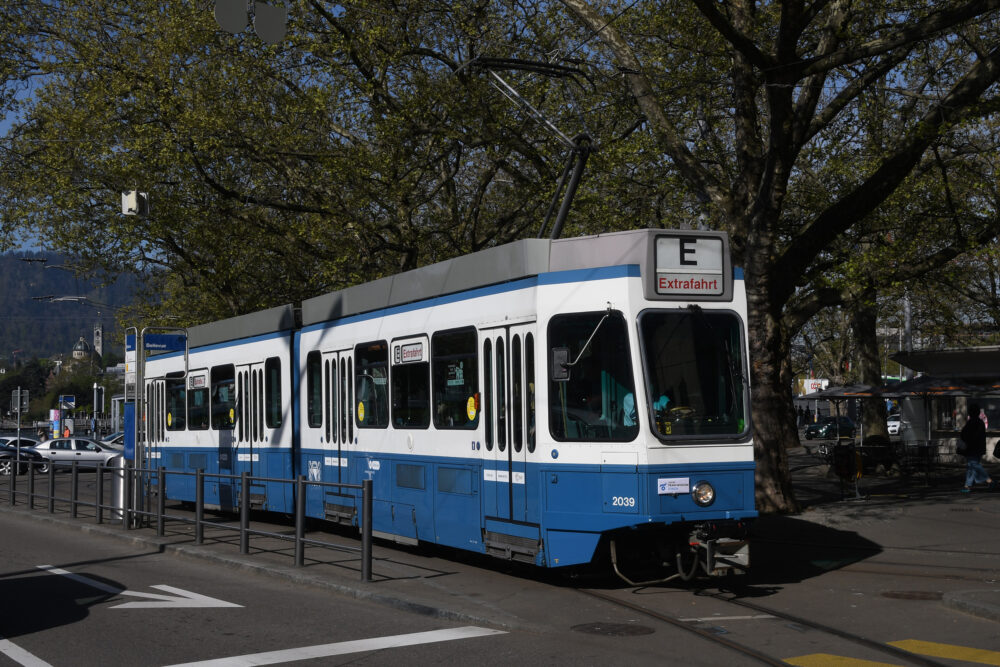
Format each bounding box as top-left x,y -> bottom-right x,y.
679,614 -> 776,622
0,637 -> 54,667
36,565 -> 243,609
163,626 -> 507,666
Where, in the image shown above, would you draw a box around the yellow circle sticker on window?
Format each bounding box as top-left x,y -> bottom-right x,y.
167,413 -> 172,427
230,408 -> 235,422
357,402 -> 365,423
466,396 -> 477,421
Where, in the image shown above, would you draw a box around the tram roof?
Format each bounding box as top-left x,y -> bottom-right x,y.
187,303 -> 296,349
301,228 -> 719,326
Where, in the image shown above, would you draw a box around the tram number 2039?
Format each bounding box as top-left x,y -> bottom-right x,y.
610,496 -> 636,508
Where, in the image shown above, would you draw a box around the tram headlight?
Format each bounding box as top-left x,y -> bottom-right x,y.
692,481 -> 715,507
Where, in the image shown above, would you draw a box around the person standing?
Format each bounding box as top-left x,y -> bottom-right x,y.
960,403 -> 994,492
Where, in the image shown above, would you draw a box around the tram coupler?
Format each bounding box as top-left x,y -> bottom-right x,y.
692,520 -> 750,576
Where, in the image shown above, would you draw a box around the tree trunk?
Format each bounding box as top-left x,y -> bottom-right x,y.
849,287 -> 889,440
746,268 -> 801,514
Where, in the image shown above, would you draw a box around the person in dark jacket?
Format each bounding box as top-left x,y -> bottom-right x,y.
960,403 -> 994,492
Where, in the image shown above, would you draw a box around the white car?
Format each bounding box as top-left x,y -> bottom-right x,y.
886,414 -> 902,435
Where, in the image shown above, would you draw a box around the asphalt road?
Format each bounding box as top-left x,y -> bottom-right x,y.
0,514 -> 745,666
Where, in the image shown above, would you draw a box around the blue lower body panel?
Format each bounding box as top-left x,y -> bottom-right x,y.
158,444 -> 755,569
157,446 -> 293,512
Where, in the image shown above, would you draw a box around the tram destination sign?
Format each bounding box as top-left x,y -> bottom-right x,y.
652,232 -> 730,300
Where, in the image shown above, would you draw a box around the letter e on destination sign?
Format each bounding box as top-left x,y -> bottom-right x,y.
654,234 -> 726,298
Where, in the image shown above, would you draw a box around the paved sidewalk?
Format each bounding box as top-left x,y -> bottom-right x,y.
784,444 -> 1000,623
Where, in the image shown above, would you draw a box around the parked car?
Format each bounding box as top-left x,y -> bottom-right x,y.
101,431 -> 125,448
0,439 -> 48,475
886,414 -> 902,435
28,437 -> 123,470
804,416 -> 856,440
0,435 -> 39,449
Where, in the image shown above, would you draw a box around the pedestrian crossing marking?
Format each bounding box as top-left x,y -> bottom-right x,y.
888,640 -> 1000,666
785,654 -> 900,667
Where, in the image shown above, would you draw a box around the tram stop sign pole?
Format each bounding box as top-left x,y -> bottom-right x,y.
124,328 -> 188,527
11,388 -> 28,456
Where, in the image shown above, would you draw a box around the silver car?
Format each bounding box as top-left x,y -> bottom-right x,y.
29,437 -> 122,469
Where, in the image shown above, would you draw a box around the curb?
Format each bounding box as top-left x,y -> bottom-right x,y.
942,589 -> 1000,623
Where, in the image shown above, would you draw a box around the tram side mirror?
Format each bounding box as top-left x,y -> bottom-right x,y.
551,347 -> 570,382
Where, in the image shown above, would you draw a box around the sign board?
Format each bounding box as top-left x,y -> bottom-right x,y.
10,389 -> 28,412
654,235 -> 725,297
144,333 -> 186,353
59,394 -> 76,409
796,378 -> 829,396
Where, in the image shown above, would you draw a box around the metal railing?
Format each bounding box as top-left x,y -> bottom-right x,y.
3,458 -> 373,582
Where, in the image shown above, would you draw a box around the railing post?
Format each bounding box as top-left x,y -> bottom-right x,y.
195,469 -> 204,545
96,462 -> 104,524
7,457 -> 14,507
294,475 -> 305,566
27,463 -> 34,510
70,461 -> 79,518
362,478 -> 372,582
156,467 -> 166,537
122,461 -> 132,530
240,471 -> 250,555
48,464 -> 55,514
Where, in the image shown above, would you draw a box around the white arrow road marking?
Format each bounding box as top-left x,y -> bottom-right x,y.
36,565 -> 243,609
164,626 -> 507,667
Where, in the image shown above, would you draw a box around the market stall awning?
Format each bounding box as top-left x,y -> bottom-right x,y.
880,375 -> 985,398
807,384 -> 882,399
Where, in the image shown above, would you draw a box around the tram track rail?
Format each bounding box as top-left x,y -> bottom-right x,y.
577,586 -> 949,667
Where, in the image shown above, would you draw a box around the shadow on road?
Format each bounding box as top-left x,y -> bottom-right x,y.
746,514 -> 881,586
0,569 -> 122,639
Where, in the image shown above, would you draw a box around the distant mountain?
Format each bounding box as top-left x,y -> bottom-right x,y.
0,252 -> 137,363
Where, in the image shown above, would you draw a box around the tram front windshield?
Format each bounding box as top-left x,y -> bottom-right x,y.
639,308 -> 747,438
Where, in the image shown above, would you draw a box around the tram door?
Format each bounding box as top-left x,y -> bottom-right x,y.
320,350 -> 353,482
234,361 -> 266,482
482,324 -> 536,523
145,379 -> 165,469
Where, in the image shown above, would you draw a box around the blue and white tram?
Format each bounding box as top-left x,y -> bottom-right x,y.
143,229 -> 755,577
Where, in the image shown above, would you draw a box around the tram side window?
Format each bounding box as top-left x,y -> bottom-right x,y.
188,380 -> 209,431
306,351 -> 322,428
391,353 -> 429,429
265,357 -> 282,428
211,364 -> 236,430
431,328 -> 479,430
355,342 -> 389,428
548,311 -> 638,442
166,379 -> 186,431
